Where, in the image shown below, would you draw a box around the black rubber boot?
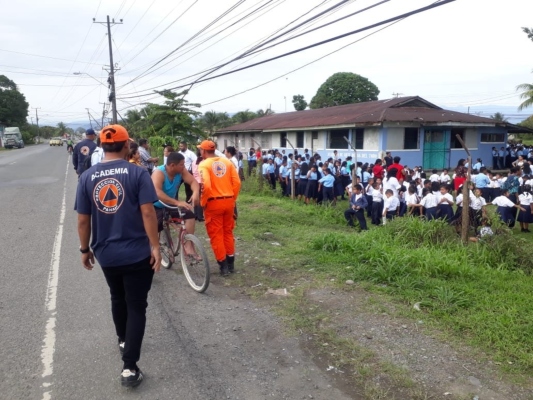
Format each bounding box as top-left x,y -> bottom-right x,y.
218,259 -> 230,277
226,255 -> 235,273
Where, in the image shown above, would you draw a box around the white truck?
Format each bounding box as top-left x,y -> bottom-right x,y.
3,127 -> 24,149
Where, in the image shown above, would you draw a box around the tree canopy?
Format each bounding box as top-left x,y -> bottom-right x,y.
309,72 -> 380,109
490,112 -> 508,122
0,75 -> 29,126
517,28 -> 533,112
292,95 -> 308,111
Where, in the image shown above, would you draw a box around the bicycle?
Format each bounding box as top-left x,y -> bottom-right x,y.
158,200 -> 210,293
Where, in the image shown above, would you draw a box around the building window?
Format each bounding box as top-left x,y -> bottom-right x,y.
296,131 -> 304,148
312,131 -> 318,139
280,132 -> 287,147
404,128 -> 419,149
481,133 -> 505,143
329,129 -> 349,149
352,128 -> 364,149
450,128 -> 465,149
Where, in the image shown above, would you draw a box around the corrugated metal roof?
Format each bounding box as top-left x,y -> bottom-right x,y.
216,96 -> 501,133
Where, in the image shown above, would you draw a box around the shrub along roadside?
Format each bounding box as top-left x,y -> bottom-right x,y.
235,188 -> 533,374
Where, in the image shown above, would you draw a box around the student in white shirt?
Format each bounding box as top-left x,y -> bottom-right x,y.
418,188 -> 438,220
470,188 -> 487,229
383,169 -> 401,198
440,169 -> 451,185
517,185 -> 533,232
365,178 -> 375,218
382,189 -> 399,224
437,184 -> 454,222
371,182 -> 384,225
405,185 -> 420,216
490,189 -> 524,228
429,169 -> 440,182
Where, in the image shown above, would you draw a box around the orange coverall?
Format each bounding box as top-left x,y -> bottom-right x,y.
198,157 -> 241,262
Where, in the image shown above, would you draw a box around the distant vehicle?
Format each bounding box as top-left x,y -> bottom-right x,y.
49,137 -> 63,146
4,127 -> 24,149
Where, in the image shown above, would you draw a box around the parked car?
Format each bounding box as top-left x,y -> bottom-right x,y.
4,127 -> 24,149
49,137 -> 63,146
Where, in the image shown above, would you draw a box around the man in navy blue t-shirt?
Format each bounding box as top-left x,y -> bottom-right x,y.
75,124 -> 161,388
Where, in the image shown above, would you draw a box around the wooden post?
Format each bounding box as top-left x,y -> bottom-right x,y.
285,137 -> 296,200
455,134 -> 472,244
251,137 -> 263,190
343,136 -> 357,187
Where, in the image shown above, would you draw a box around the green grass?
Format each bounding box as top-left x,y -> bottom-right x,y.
235,175 -> 533,377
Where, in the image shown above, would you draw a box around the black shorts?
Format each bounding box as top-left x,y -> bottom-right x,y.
155,206 -> 195,232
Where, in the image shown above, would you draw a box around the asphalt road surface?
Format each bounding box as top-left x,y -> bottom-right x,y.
0,145 -> 354,400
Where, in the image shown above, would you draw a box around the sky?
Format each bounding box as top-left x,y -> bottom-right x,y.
2,0 -> 533,128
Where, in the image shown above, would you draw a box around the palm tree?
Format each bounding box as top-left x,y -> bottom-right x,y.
202,110 -> 221,134
256,108 -> 274,117
57,122 -> 67,137
490,112 -> 508,122
232,109 -> 257,124
517,83 -> 533,111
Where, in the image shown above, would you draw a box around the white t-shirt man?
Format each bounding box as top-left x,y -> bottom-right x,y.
179,148 -> 197,171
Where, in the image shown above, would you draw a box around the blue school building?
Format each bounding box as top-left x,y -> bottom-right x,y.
215,96 -> 529,170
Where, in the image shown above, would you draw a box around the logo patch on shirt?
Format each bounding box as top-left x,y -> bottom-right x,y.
80,146 -> 90,156
212,161 -> 226,177
93,178 -> 125,214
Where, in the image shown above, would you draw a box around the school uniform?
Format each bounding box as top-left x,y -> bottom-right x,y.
340,167 -> 351,190
492,149 -> 499,169
429,174 -> 440,183
406,193 -> 420,216
305,171 -> 318,199
279,165 -> 289,196
383,196 -> 399,221
371,190 -> 384,225
492,195 -> 517,227
474,173 -> 491,201
437,193 -> 454,222
398,191 -> 407,217
383,177 -> 401,198
470,195 -> 487,228
420,193 -> 438,220
440,173 -> 451,185
517,193 -> 533,223
344,192 -> 368,230
498,149 -> 505,169
268,163 -> 276,189
319,174 -> 335,202
297,172 -> 308,196
365,184 -> 374,217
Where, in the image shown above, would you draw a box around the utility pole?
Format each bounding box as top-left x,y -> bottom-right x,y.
85,108 -> 93,129
100,102 -> 108,128
94,16 -> 122,124
32,107 -> 41,143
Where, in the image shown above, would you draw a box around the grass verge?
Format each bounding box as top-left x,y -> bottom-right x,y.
234,175 -> 533,379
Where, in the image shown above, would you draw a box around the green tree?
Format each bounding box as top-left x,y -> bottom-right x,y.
256,108 -> 274,117
516,28 -> 533,111
144,89 -> 205,142
309,72 -> 380,109
0,75 -> 29,126
519,115 -> 533,130
490,112 -> 508,122
292,95 -> 308,111
232,109 -> 257,124
200,110 -> 222,134
57,122 -> 67,136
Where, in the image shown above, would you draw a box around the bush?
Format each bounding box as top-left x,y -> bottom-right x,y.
21,130 -> 33,144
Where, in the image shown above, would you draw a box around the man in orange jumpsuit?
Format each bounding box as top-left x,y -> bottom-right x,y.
197,140 -> 241,276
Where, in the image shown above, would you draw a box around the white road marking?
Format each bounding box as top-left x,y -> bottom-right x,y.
41,158 -> 69,400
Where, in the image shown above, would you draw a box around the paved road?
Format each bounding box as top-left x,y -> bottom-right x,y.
0,145 -> 355,400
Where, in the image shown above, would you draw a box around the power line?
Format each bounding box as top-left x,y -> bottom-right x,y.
118,0 -> 281,88
116,0 -> 158,52
118,0 -> 456,100
124,0 -> 247,86
202,1 -> 452,106
0,48 -> 104,65
121,0 -> 197,68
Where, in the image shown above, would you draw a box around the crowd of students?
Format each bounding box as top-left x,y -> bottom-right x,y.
247,147 -> 533,235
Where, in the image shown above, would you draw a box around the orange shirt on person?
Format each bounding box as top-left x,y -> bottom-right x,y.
198,157 -> 241,207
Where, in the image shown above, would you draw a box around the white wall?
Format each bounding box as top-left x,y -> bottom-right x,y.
465,128 -> 478,149
364,128 -> 380,149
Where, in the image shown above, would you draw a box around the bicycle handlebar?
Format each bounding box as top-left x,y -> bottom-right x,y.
158,200 -> 181,210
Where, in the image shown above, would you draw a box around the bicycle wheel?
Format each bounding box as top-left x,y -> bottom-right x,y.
180,234 -> 210,293
159,228 -> 174,269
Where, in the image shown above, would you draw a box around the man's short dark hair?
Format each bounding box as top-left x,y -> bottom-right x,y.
180,141 -> 187,146
139,138 -> 148,146
225,146 -> 236,157
102,141 -> 127,153
353,184 -> 362,191
393,156 -> 401,163
167,152 -> 185,165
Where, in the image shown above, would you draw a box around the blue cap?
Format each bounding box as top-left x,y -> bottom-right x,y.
86,128 -> 96,136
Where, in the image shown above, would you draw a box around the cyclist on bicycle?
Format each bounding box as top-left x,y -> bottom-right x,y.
152,152 -> 200,258
66,138 -> 74,153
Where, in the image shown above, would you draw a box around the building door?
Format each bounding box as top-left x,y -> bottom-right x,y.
423,130 -> 449,170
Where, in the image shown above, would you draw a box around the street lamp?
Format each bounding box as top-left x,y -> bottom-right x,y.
73,72 -> 106,87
